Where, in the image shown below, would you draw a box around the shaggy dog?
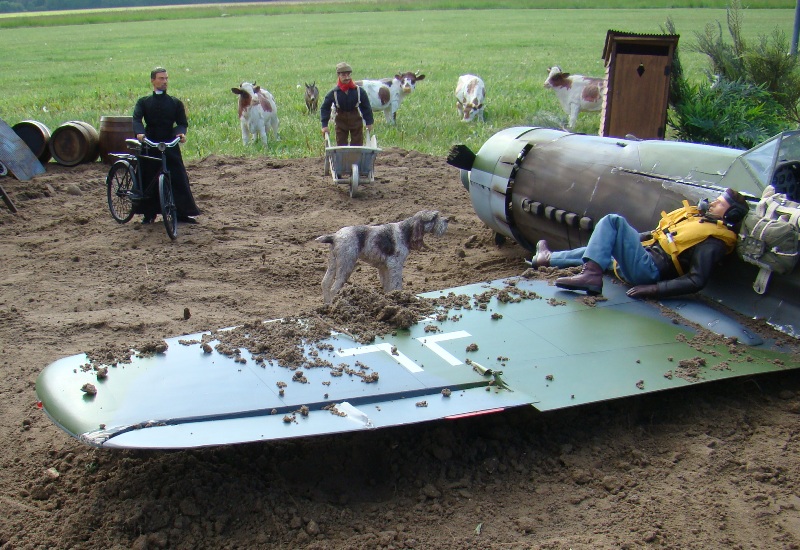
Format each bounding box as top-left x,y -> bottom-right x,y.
315,210 -> 448,303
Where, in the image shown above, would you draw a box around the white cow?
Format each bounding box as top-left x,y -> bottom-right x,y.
455,74 -> 485,122
544,66 -> 605,129
358,71 -> 425,124
231,82 -> 279,145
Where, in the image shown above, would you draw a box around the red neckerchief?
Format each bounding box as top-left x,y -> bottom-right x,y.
337,78 -> 357,92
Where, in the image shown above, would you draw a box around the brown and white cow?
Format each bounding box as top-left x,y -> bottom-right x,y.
231,82 -> 279,145
544,66 -> 605,129
357,71 -> 425,124
455,74 -> 485,122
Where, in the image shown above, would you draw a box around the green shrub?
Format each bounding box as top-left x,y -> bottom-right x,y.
668,77 -> 789,149
661,17 -> 690,109
691,0 -> 800,122
667,0 -> 799,146
696,19 -> 800,122
693,1 -> 747,80
744,29 -> 800,121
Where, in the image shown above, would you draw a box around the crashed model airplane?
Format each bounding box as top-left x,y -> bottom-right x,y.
36,127 -> 800,449
448,126 -> 800,336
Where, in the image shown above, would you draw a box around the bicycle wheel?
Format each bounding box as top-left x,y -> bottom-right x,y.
158,174 -> 178,240
106,160 -> 136,223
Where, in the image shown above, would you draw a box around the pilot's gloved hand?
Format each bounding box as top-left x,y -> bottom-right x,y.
626,284 -> 658,299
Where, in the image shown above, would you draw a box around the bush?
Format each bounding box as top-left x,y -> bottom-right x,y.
668,77 -> 788,149
0,1 -> 24,11
693,2 -> 747,81
743,29 -> 800,122
667,1 -> 799,147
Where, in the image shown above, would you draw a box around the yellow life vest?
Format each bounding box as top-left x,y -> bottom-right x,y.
641,200 -> 738,276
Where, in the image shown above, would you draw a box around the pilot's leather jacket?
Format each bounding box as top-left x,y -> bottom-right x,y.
644,236 -> 731,297
637,201 -> 738,297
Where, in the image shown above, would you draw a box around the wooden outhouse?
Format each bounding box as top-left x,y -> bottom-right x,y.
600,30 -> 680,140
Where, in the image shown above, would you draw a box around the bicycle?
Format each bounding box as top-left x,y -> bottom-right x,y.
106,137 -> 181,240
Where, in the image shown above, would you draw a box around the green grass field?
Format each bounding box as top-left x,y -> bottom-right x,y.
0,3 -> 793,160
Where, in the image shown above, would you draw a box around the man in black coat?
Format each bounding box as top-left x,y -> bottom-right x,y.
132,66 -> 201,224
320,62 -> 374,146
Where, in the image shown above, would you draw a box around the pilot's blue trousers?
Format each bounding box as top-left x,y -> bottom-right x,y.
549,214 -> 661,285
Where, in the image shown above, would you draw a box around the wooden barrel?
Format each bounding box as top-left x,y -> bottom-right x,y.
12,120 -> 52,163
49,121 -> 99,166
99,115 -> 135,165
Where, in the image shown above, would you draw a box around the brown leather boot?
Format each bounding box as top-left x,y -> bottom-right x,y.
525,240 -> 551,268
555,260 -> 603,295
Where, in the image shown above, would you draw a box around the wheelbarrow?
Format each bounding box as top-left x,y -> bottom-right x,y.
323,131 -> 381,197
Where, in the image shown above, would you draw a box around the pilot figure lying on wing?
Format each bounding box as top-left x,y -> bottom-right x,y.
528,188 -> 750,298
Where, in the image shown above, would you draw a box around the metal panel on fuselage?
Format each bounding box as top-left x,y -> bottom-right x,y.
510,133 -> 672,252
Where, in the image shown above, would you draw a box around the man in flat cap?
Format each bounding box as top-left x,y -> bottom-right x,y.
320,62 -> 374,146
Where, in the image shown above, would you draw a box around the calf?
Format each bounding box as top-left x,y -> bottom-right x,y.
455,74 -> 485,122
231,82 -> 279,145
544,66 -> 605,129
357,71 -> 425,124
305,82 -> 319,114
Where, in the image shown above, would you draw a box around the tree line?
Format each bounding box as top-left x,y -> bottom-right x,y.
0,0 -> 255,14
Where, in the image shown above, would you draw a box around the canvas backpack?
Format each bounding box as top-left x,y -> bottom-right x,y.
737,187 -> 800,294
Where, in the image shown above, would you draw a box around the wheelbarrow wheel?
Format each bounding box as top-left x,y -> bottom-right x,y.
349,163 -> 359,198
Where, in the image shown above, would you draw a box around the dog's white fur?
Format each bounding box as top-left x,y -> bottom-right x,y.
315,210 -> 448,304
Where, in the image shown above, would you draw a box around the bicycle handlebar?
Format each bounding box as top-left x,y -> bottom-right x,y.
142,137 -> 182,150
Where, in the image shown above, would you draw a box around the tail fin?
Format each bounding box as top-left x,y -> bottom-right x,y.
446,144 -> 476,171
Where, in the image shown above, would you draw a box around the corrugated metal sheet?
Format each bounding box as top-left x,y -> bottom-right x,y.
0,118 -> 46,182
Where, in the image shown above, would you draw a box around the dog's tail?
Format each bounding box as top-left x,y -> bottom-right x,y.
315,235 -> 334,244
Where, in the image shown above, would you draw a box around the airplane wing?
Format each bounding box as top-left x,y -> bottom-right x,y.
36,275 -> 799,449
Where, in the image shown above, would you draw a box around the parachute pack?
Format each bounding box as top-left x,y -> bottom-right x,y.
737,186 -> 800,294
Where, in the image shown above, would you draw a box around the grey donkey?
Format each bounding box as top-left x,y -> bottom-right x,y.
315,210 -> 448,303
